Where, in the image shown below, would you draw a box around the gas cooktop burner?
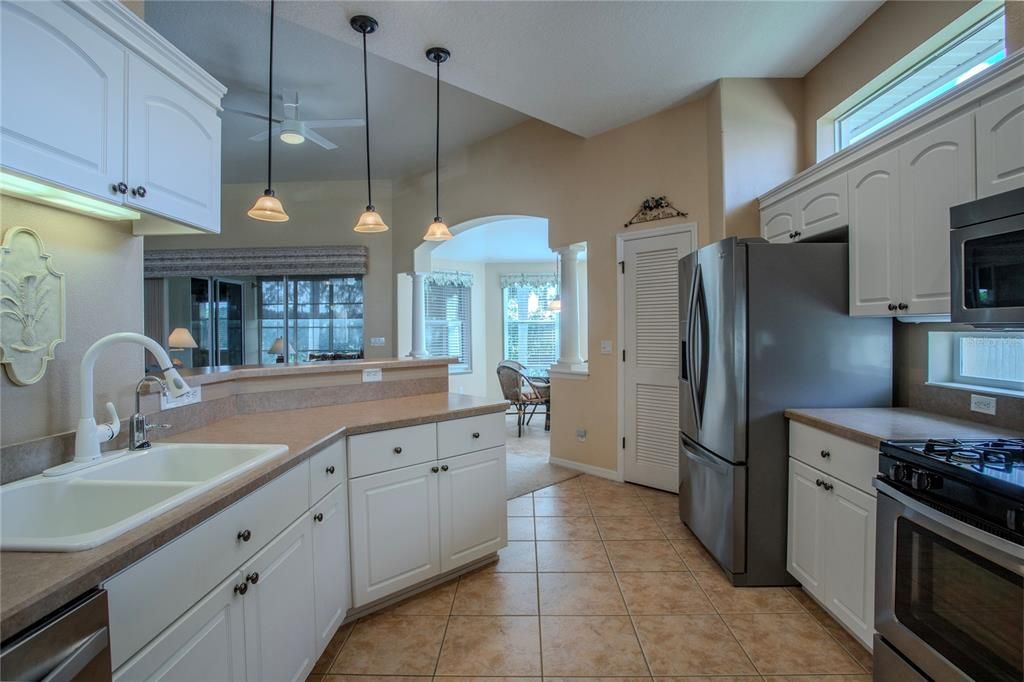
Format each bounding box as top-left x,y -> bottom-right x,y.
917,438 -> 1024,469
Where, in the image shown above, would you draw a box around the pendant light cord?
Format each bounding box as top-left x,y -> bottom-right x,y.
363,31 -> 372,209
434,58 -> 440,221
266,0 -> 275,193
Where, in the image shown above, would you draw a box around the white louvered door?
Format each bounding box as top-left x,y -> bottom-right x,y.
623,229 -> 696,491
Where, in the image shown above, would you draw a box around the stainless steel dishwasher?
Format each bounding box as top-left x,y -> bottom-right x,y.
1,590 -> 111,681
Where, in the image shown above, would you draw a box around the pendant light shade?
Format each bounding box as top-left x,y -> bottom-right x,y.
249,0 -> 288,222
422,47 -> 453,241
351,15 -> 388,233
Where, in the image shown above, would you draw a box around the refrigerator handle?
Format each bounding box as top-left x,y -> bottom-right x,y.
694,268 -> 710,424
685,264 -> 701,428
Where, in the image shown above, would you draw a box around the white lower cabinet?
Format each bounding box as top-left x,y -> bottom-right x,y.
787,426 -> 876,649
312,485 -> 351,652
439,447 -> 507,572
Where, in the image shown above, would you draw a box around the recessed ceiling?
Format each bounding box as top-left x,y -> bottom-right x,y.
280,1 -> 884,137
144,1 -> 527,184
431,218 -> 553,263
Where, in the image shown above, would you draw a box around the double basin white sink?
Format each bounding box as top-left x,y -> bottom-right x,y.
1,443 -> 288,552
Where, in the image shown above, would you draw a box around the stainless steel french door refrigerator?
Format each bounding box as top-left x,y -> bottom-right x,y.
678,238 -> 892,586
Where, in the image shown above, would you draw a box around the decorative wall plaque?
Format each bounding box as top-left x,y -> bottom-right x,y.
0,227 -> 66,385
624,196 -> 689,228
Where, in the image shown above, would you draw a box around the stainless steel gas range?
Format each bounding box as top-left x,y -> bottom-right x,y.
873,438 -> 1024,681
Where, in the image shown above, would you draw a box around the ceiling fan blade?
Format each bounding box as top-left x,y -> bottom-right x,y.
224,106 -> 284,124
303,129 -> 338,150
304,118 -> 365,129
248,125 -> 282,142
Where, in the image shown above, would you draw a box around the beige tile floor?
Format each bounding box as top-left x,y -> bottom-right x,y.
308,475 -> 873,682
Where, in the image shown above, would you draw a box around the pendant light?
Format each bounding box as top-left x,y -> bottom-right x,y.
422,47 -> 453,241
352,15 -> 388,233
247,0 -> 289,222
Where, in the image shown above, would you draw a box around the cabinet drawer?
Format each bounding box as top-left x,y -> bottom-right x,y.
105,459 -> 310,669
348,424 -> 437,479
309,439 -> 346,504
437,413 -> 505,459
789,422 -> 877,495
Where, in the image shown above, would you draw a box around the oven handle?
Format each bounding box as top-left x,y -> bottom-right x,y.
874,479 -> 1024,562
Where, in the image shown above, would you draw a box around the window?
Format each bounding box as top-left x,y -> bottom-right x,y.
836,7 -> 1005,150
258,275 -> 364,363
929,330 -> 1024,394
502,274 -> 560,372
424,272 -> 472,373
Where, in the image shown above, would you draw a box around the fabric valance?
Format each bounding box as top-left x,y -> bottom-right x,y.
425,271 -> 473,287
144,245 -> 369,278
499,272 -> 558,289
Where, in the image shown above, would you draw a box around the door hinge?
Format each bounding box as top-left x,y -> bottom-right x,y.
621,349 -> 626,362
622,436 -> 626,449
619,261 -> 625,274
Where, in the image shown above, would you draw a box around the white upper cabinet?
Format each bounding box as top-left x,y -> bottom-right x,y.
898,114 -> 975,315
760,196 -> 798,243
976,84 -> 1024,198
0,1 -> 126,200
849,150 -> 901,316
126,54 -> 221,232
795,173 -> 849,240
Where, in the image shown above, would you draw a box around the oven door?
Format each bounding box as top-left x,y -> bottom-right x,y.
875,482 -> 1024,682
951,217 -> 1024,327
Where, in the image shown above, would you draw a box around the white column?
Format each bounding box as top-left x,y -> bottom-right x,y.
552,245 -> 586,372
408,272 -> 429,358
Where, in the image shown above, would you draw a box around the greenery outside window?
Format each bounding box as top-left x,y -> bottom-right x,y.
501,273 -> 560,373
258,275 -> 364,363
425,271 -> 472,374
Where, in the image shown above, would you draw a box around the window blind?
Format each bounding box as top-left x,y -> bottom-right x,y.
502,282 -> 560,372
425,279 -> 472,373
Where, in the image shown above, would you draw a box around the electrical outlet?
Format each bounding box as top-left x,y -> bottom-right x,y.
362,368 -> 382,383
161,385 -> 201,410
970,394 -> 996,415
576,428 -> 587,442
600,340 -> 613,354
370,337 -> 386,347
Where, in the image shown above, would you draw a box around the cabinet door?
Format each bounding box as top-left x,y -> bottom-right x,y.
126,54 -> 221,232
113,572 -> 245,682
787,459 -> 826,601
0,1 -> 126,201
760,196 -> 797,242
311,485 -> 350,657
848,150 -> 901,316
796,173 -> 848,240
439,446 -> 507,572
976,85 -> 1024,199
823,477 -> 876,649
349,462 -> 441,607
898,115 -> 975,315
242,515 -> 316,682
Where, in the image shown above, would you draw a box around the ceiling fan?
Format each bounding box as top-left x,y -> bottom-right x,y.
225,89 -> 364,150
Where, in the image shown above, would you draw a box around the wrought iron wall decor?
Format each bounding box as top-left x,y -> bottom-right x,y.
624,196 -> 688,228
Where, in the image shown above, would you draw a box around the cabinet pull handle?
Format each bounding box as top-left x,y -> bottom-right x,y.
441,464 -> 449,472
472,432 -> 480,439
887,303 -> 897,311
131,185 -> 147,198
393,446 -> 403,454
325,465 -> 336,475
897,302 -> 908,311
246,571 -> 260,585
431,466 -> 440,473
113,182 -> 128,195
234,582 -> 248,595
820,449 -> 830,459
314,512 -> 324,523
237,529 -> 252,542
824,482 -> 834,491
815,479 -> 823,487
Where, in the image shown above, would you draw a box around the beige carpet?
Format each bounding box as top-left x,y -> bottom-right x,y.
504,413 -> 578,499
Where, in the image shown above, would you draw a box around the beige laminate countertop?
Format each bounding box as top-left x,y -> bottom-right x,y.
785,407 -> 1023,449
173,356 -> 454,388
0,393 -> 507,640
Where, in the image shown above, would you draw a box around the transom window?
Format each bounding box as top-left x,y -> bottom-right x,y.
836,7 -> 1005,150
501,274 -> 560,373
424,272 -> 472,374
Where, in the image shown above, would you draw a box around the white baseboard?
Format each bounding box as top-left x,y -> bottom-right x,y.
548,456 -> 622,482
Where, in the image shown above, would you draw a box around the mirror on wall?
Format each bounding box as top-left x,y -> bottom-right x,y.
144,275 -> 365,370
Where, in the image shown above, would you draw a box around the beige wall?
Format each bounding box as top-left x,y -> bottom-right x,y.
1,196 -> 144,446
146,180 -> 395,358
1008,0 -> 1024,53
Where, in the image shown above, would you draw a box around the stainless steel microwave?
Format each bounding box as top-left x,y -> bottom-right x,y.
950,187 -> 1024,328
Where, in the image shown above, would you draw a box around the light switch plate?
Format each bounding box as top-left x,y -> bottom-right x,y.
970,394 -> 996,415
370,337 -> 386,347
576,428 -> 587,442
161,385 -> 201,410
600,340 -> 613,354
362,368 -> 382,383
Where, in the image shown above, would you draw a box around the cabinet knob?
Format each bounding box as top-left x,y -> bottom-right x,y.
246,571 -> 260,585
431,466 -> 440,473
393,446 -> 403,455
815,479 -> 824,487
131,185 -> 147,198
441,464 -> 449,472
897,302 -> 908,311
314,512 -> 324,523
472,432 -> 480,439
887,303 -> 897,311
112,182 -> 128,195
788,232 -> 795,239
234,582 -> 248,595
237,529 -> 252,542
820,449 -> 830,459
325,465 -> 336,475
823,482 -> 834,492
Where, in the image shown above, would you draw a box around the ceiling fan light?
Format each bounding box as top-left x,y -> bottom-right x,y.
423,218 -> 452,241
354,207 -> 388,233
279,131 -> 305,144
248,190 -> 289,222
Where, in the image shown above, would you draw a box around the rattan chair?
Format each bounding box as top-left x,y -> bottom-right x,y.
496,363 -> 550,437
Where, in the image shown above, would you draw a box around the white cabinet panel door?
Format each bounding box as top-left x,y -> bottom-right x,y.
0,1 -> 125,200
439,447 -> 507,572
848,150 -> 902,317
114,572 -> 245,682
976,85 -> 1024,199
787,459 -> 826,602
349,463 -> 441,607
311,485 -> 350,656
796,173 -> 848,240
126,54 -> 220,232
898,115 -> 975,315
760,196 -> 798,242
824,478 -> 875,648
242,515 -> 316,682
